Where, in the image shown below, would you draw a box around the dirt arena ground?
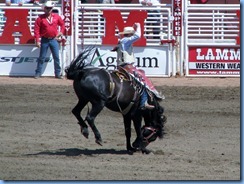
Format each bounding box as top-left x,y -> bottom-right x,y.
0,77 -> 240,180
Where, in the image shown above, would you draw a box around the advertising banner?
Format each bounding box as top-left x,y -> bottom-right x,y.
77,46 -> 170,77
0,45 -> 57,76
188,47 -> 240,76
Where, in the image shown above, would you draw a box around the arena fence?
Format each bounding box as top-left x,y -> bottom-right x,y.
0,1 -> 240,77
183,3 -> 240,77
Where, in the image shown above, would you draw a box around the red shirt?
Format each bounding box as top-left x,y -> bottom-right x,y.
34,13 -> 65,43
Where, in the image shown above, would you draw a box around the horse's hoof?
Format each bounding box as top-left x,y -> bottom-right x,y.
132,141 -> 140,149
127,147 -> 136,155
95,139 -> 103,146
127,150 -> 134,155
81,127 -> 89,139
142,149 -> 151,154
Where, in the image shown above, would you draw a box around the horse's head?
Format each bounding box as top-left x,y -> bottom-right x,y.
141,102 -> 167,147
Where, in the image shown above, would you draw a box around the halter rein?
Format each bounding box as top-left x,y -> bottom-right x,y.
142,126 -> 158,145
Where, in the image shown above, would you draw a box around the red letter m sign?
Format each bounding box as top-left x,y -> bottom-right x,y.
102,10 -> 147,46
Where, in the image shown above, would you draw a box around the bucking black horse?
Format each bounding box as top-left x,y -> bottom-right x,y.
65,47 -> 167,154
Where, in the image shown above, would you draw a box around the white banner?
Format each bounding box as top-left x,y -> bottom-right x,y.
77,46 -> 170,77
0,45 -> 60,76
188,62 -> 240,70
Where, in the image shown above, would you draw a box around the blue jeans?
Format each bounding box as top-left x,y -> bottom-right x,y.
140,89 -> 148,108
35,37 -> 61,76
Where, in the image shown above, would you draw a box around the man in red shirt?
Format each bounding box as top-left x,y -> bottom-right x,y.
34,1 -> 65,79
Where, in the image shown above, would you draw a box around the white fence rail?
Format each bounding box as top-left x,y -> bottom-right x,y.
185,4 -> 240,46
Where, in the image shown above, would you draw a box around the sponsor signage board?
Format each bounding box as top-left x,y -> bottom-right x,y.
0,45 -> 56,76
188,47 -> 240,76
78,46 -> 169,77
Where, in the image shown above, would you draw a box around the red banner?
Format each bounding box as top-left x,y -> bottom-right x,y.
62,0 -> 72,36
188,47 -> 240,76
102,10 -> 147,45
173,0 -> 182,36
0,9 -> 34,44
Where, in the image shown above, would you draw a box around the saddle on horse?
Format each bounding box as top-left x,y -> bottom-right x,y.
118,63 -> 164,101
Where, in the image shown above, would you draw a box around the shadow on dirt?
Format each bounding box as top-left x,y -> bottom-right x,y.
26,148 -> 128,156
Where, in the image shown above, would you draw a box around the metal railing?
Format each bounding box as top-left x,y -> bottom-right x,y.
185,4 -> 240,46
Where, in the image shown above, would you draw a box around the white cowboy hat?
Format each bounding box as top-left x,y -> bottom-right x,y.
44,1 -> 55,7
119,27 -> 135,35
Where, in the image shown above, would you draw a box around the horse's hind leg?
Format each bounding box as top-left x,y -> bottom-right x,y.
85,101 -> 105,146
72,100 -> 89,138
123,115 -> 136,154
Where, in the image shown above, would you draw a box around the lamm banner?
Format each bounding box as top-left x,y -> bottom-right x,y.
188,47 -> 240,76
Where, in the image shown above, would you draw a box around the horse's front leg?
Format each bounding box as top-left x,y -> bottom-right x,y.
123,115 -> 136,154
131,114 -> 151,154
72,100 -> 89,138
86,102 -> 105,146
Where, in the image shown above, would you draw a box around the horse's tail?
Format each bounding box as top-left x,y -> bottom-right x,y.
65,46 -> 95,80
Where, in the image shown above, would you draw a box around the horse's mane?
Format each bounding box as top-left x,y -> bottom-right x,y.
65,46 -> 95,80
